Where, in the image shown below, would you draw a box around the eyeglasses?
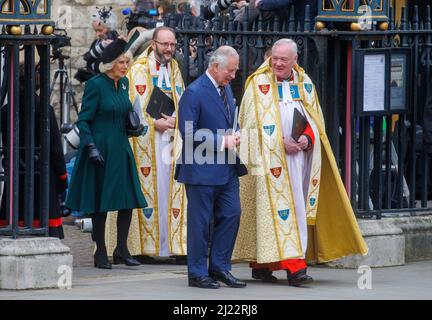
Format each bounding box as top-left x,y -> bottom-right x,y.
153,40 -> 177,49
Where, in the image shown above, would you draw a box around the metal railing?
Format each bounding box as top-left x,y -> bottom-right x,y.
0,0 -> 54,238
168,3 -> 432,218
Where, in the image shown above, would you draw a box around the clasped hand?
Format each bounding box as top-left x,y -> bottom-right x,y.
224,133 -> 241,150
283,135 -> 309,155
154,113 -> 176,132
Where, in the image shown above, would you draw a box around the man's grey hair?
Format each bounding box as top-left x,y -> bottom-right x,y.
272,38 -> 298,55
208,46 -> 239,69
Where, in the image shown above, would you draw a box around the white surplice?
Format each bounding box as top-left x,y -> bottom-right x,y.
278,81 -> 312,257
154,63 -> 175,257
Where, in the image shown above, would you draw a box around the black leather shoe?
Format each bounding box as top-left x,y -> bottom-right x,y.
94,256 -> 112,269
174,255 -> 187,265
188,276 -> 220,289
135,255 -> 158,264
252,268 -> 278,283
287,269 -> 314,287
113,248 -> 141,266
209,270 -> 247,288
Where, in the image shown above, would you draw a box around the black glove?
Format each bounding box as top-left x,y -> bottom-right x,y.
86,143 -> 104,167
127,124 -> 145,137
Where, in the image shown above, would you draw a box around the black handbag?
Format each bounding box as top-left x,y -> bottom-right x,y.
125,109 -> 144,137
126,109 -> 140,130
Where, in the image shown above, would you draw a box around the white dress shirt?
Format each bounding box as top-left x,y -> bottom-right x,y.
206,70 -> 226,151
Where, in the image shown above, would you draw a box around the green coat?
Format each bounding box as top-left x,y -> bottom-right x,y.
66,74 -> 147,213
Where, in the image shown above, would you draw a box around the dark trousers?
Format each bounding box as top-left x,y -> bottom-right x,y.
185,172 -> 241,278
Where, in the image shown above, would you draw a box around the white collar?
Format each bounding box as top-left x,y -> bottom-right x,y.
206,70 -> 221,92
281,81 -> 293,103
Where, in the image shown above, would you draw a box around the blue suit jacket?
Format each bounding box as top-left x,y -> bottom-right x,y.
176,73 -> 247,186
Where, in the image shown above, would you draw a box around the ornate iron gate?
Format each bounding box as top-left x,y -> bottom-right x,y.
170,3 -> 432,218
0,0 -> 55,237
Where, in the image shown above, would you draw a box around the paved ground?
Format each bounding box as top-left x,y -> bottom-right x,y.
0,259 -> 431,300
60,221 -> 182,266
61,220 -> 94,267
1,222 -> 431,300
0,261 -> 432,300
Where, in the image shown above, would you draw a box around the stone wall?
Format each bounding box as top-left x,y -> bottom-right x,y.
327,215 -> 432,269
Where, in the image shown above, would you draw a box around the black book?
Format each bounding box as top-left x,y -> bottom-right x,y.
146,86 -> 175,119
291,108 -> 308,142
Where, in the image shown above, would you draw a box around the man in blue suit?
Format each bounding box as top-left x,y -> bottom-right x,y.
176,46 -> 247,289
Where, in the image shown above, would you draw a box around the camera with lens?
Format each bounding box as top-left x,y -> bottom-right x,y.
51,29 -> 72,61
203,0 -> 235,20
124,0 -> 163,32
63,123 -> 80,150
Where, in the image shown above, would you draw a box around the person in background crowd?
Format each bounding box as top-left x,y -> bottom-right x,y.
0,62 -> 68,238
74,6 -> 119,83
257,0 -> 317,28
157,0 -> 172,19
241,0 -> 317,30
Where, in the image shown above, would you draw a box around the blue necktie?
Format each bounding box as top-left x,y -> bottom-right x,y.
219,86 -> 231,123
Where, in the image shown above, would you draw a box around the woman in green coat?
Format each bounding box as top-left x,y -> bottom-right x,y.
66,38 -> 147,269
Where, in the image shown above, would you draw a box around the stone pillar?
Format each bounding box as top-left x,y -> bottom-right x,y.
0,238 -> 73,290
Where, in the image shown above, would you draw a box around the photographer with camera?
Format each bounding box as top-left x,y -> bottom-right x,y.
120,1 -> 166,59
125,0 -> 164,32
203,0 -> 238,19
75,7 -> 119,83
248,0 -> 318,30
